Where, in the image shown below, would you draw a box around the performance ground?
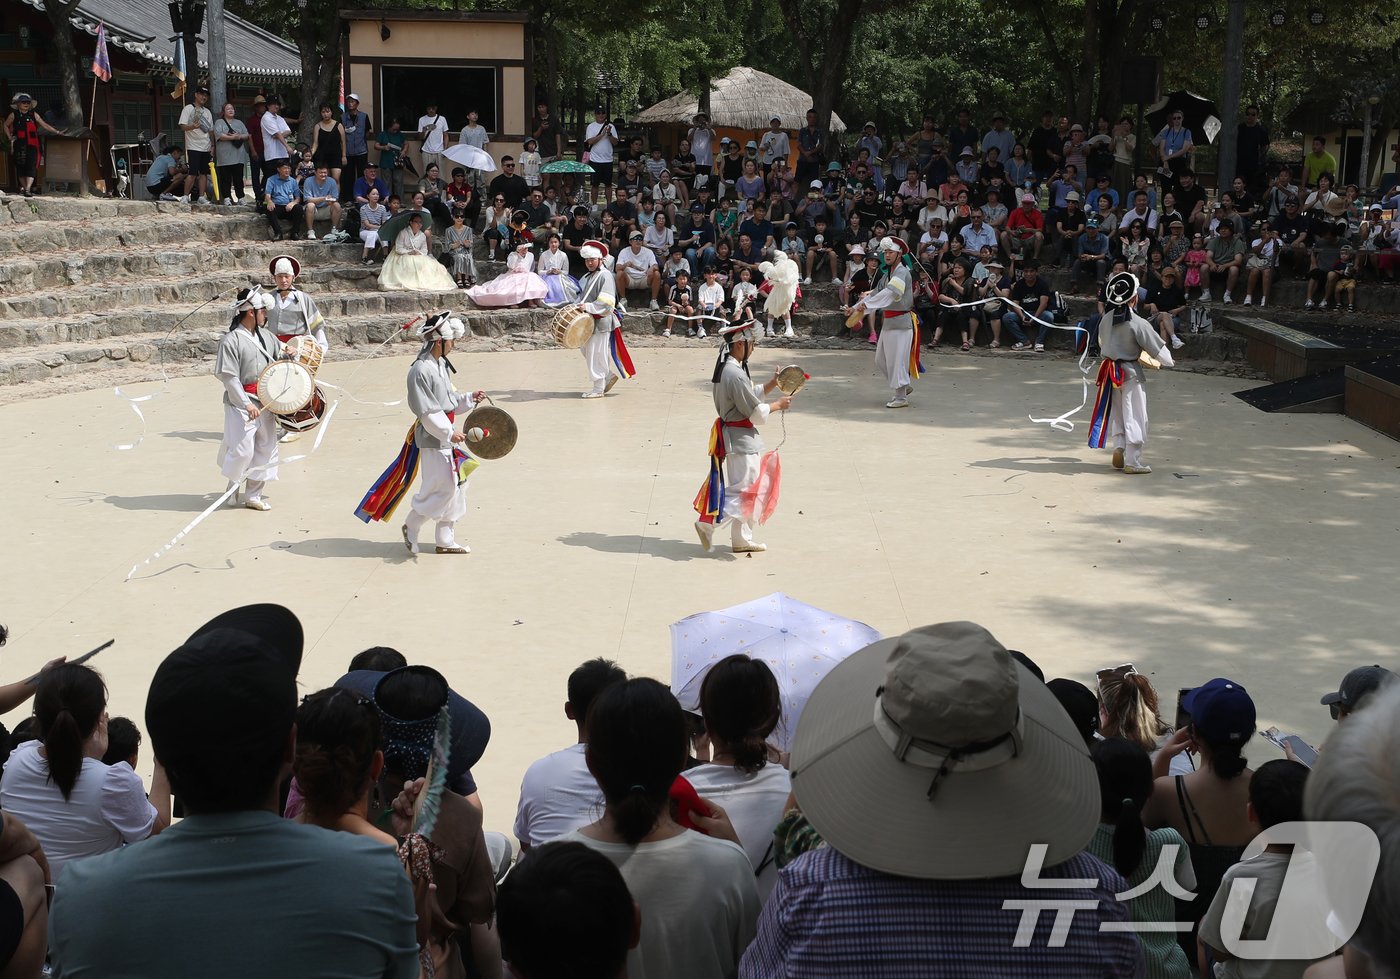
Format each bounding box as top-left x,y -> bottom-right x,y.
4,345 -> 1397,821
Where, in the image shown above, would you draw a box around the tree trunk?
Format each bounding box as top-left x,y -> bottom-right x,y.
697,71 -> 711,120
543,22 -> 560,119
40,0 -> 85,125
1074,0 -> 1100,124
291,15 -> 341,146
775,0 -> 865,156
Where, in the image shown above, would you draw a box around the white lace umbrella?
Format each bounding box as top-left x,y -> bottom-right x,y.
443,144 -> 497,173
669,592 -> 882,750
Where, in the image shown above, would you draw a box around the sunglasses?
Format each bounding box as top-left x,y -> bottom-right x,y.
1095,663 -> 1138,686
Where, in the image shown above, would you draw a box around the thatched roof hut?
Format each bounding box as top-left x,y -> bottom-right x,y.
635,66 -> 846,133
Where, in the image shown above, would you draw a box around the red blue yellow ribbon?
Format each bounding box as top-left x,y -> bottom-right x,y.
1087,359 -> 1125,449
355,423 -> 421,523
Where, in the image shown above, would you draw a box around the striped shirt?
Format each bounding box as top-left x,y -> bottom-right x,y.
739,846 -> 1144,979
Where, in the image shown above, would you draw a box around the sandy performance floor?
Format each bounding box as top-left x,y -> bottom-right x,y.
4,344 -> 1398,834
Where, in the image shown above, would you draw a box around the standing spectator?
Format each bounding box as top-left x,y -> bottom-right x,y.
796,108 -> 824,185
1236,104 -> 1270,192
263,160 -> 304,241
146,145 -> 186,200
854,120 -> 883,161
1088,739 -> 1196,979
1062,122 -> 1089,175
308,103 -> 346,190
1302,136 -> 1337,189
48,604 -> 419,979
739,622 -> 1143,979
532,100 -> 564,164
178,86 -> 215,204
417,102 -> 449,175
212,102 -> 251,205
497,841 -> 639,979
945,108 -> 978,161
341,94 -> 369,198
458,109 -> 491,201
687,114 -> 714,194
683,655 -> 791,900
488,156 -> 529,209
375,117 -> 408,202
561,678 -> 760,979
1153,110 -> 1195,192
260,94 -> 292,174
759,117 -> 790,174
1111,115 -> 1137,196
245,94 -> 267,203
1028,109 -> 1062,178
0,663 -> 170,879
584,107 -> 617,203
520,137 -> 543,190
981,113 -> 1016,163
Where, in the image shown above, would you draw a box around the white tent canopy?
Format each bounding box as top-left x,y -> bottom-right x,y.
635,66 -> 846,133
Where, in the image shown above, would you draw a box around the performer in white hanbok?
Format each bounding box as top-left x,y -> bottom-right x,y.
407,314 -> 485,553
693,311 -> 793,554
576,239 -> 636,397
265,255 -> 328,350
850,236 -> 923,408
1088,270 -> 1174,474
213,287 -> 285,511
759,248 -> 801,338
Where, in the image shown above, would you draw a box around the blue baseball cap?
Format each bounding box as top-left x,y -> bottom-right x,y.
1182,678 -> 1255,746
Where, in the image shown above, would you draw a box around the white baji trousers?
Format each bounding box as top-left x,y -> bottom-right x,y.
874,327 -> 913,394
405,446 -> 469,548
582,331 -> 612,394
219,403 -> 279,501
717,452 -> 759,547
1108,370 -> 1149,467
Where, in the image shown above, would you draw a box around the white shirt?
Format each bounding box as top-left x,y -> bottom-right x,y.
1123,205 -> 1158,232
560,829 -> 760,979
682,763 -> 790,901
617,245 -> 657,275
512,744 -> 602,847
261,112 -> 291,161
418,113 -> 447,154
585,121 -> 615,164
0,744 -> 157,879
698,281 -> 726,307
759,130 -> 790,165
690,127 -> 714,167
180,103 -> 212,153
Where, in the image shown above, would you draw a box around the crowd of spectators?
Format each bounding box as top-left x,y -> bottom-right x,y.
123,95 -> 1400,324
0,608 -> 1394,979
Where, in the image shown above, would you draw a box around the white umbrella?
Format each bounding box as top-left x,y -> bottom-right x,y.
442,144 -> 497,173
669,592 -> 882,750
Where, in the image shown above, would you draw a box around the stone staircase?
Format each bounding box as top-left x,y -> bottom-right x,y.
0,195 -> 1303,388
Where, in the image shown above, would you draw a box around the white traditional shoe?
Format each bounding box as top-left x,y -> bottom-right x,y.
582,391 -> 604,399
400,524 -> 419,554
1111,448 -> 1125,470
279,431 -> 301,443
694,520 -> 714,552
605,374 -> 619,393
435,543 -> 471,554
733,541 -> 767,553
244,499 -> 272,511
225,480 -> 242,505
1123,464 -> 1153,475
885,397 -> 910,409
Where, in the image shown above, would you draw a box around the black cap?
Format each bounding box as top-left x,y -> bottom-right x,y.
146,605 -> 302,768
1320,665 -> 1396,710
1047,678 -> 1098,746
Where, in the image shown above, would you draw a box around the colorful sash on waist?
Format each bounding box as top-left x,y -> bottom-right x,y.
1087,358 -> 1126,449
355,422 -> 421,523
692,418 -> 754,523
609,317 -> 636,380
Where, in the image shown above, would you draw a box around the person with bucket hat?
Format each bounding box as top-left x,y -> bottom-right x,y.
740,621 -> 1143,978
48,604 -> 419,978
4,93 -> 62,198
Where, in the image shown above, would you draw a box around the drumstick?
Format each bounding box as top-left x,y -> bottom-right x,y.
24,639 -> 114,685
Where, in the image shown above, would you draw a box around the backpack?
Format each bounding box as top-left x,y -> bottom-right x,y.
1189,305 -> 1213,334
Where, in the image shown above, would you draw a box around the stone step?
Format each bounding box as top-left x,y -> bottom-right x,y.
0,203 -> 270,257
